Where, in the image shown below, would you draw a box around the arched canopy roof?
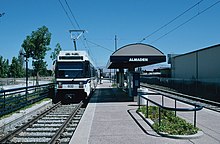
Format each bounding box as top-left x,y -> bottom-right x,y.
107,43 -> 166,69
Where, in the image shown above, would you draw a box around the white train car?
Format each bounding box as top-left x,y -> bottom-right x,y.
54,51 -> 98,103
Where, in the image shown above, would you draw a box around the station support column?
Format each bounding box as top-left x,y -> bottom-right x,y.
118,69 -> 124,88
133,72 -> 140,96
128,67 -> 135,97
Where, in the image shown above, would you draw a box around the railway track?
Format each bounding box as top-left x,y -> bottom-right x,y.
141,83 -> 220,112
0,101 -> 84,143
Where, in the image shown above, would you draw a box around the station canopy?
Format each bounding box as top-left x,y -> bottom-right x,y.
107,43 -> 166,69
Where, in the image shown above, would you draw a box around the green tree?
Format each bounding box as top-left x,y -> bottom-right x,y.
0,56 -> 5,77
9,57 -> 18,78
34,59 -> 47,76
0,56 -> 9,78
9,57 -> 24,78
21,26 -> 51,85
50,43 -> 62,62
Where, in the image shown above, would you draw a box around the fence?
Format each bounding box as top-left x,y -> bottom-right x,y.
0,83 -> 55,117
138,93 -> 203,127
141,77 -> 220,103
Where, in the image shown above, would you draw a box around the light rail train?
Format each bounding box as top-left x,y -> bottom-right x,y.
54,51 -> 98,103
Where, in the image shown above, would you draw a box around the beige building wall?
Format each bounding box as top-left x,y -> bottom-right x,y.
171,44 -> 220,83
198,45 -> 220,81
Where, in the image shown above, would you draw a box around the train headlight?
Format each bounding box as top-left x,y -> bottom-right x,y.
58,82 -> 62,88
79,82 -> 83,88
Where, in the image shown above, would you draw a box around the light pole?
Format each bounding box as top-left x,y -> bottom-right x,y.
24,54 -> 28,89
99,68 -> 103,84
23,53 -> 28,102
20,49 -> 28,102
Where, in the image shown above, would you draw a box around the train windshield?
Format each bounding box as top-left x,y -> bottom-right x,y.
56,62 -> 89,78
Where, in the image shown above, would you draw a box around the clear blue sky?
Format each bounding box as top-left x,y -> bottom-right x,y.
1,0 -> 220,69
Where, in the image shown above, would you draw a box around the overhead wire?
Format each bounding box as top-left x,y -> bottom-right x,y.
64,0 -> 88,51
86,40 -> 114,53
63,0 -> 113,66
140,0 -> 204,43
60,0 -> 94,65
150,0 -> 220,44
59,0 -> 92,63
58,0 -> 76,29
64,0 -> 94,55
64,0 -> 81,30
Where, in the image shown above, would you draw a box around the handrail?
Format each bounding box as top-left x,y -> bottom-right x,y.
0,83 -> 55,117
138,93 -> 203,127
140,94 -> 203,112
0,83 -> 54,94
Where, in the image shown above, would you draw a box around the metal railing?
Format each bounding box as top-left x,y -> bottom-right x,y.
140,77 -> 220,103
0,83 -> 55,117
138,92 -> 203,127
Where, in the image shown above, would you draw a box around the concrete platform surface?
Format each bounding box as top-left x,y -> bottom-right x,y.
70,80 -> 220,144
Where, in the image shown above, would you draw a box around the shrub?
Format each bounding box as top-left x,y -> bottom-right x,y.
138,106 -> 199,135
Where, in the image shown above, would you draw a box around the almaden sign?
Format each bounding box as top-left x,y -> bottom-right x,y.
107,43 -> 166,69
129,58 -> 148,62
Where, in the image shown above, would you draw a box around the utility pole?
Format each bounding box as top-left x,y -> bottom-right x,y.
114,35 -> 117,84
69,30 -> 85,51
115,35 -> 117,51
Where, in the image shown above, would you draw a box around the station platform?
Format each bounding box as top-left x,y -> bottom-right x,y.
70,80 -> 220,144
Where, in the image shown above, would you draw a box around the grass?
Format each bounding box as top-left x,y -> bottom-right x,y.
111,83 -> 117,87
138,106 -> 199,135
0,98 -> 50,120
20,98 -> 50,111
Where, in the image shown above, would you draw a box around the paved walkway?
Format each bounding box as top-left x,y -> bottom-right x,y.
70,80 -> 220,144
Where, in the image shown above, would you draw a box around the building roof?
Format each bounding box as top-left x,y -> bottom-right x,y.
107,43 -> 166,69
173,44 -> 220,59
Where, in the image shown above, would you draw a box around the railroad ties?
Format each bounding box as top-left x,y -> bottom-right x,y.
0,102 -> 85,143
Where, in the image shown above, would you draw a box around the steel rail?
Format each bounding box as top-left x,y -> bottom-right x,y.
49,101 -> 83,144
0,101 -> 61,143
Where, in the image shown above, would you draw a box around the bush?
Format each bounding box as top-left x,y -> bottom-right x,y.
138,106 -> 199,135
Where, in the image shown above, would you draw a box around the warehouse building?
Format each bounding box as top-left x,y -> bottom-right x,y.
170,44 -> 220,84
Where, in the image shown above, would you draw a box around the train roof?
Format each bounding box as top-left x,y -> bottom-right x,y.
57,51 -> 96,66
58,51 -> 88,56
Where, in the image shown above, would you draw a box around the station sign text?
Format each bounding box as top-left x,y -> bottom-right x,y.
129,58 -> 148,62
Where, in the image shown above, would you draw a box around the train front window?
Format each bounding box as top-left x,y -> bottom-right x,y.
57,62 -> 83,78
58,70 -> 83,78
56,62 -> 90,78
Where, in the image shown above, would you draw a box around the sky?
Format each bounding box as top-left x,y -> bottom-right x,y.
1,0 -> 220,70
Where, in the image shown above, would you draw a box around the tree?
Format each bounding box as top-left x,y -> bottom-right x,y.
0,12 -> 5,18
50,43 -> 62,76
34,59 -> 47,77
21,26 -> 51,85
0,56 -> 9,78
0,56 -> 5,77
9,57 -> 24,78
50,43 -> 62,62
9,57 -> 19,78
